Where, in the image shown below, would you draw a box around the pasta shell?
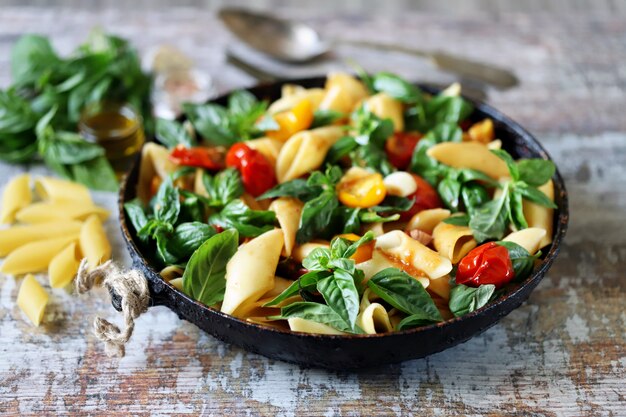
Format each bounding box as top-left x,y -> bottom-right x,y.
432,222 -> 477,264
137,142 -> 177,203
405,208 -> 451,234
426,142 -> 510,179
503,227 -> 547,255
363,93 -> 404,132
269,197 -> 304,257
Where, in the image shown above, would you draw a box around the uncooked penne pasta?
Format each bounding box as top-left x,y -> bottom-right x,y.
17,274 -> 49,326
432,222 -> 478,264
275,126 -> 344,183
405,208 -> 451,234
79,214 -> 112,271
15,202 -> 109,223
288,317 -> 346,335
49,242 -> 80,288
221,229 -> 284,316
0,221 -> 82,257
0,174 -> 31,224
269,197 -> 303,257
1,235 -> 77,275
523,180 -> 554,248
427,142 -> 510,179
503,227 -> 548,254
34,177 -> 92,204
363,92 -> 405,132
318,72 -> 369,114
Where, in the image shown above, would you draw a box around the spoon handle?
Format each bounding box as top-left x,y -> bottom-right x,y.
336,40 -> 519,90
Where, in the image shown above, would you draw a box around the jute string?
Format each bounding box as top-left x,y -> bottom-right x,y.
75,259 -> 150,357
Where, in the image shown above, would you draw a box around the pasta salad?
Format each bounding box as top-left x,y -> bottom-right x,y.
125,72 -> 557,335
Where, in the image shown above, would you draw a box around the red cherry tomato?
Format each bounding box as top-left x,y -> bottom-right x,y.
169,145 -> 224,170
400,174 -> 443,220
226,143 -> 276,197
385,132 -> 422,170
456,242 -> 515,288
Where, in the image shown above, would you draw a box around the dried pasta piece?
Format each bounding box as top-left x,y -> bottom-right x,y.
503,227 -> 548,255
137,142 -> 177,203
79,214 -> 111,271
363,92 -> 404,132
405,208 -> 451,234
34,177 -> 92,204
0,221 -> 82,257
523,180 -> 554,248
432,222 -> 477,264
0,174 -> 31,224
221,229 -> 284,316
269,197 -> 303,257
318,72 -> 369,114
15,202 -> 109,223
288,318 -> 346,335
17,274 -> 49,326
1,235 -> 77,275
48,242 -> 81,288
275,126 -> 344,183
426,142 -> 510,179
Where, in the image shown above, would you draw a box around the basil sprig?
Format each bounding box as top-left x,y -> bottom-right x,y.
269,233 -> 375,333
155,118 -> 195,149
448,284 -> 496,317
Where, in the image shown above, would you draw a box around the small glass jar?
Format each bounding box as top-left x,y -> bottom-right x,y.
79,101 -> 145,175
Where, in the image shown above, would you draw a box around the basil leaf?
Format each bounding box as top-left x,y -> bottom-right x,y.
405,94 -> 473,133
343,231 -> 375,259
263,270 -> 330,307
311,109 -> 345,128
41,131 -> 105,164
367,268 -> 443,321
496,241 -> 541,281
461,183 -> 489,216
209,200 -> 276,238
370,196 -> 414,213
154,226 -> 179,265
449,284 -> 496,317
202,168 -> 244,208
302,247 -> 332,271
325,136 -> 358,164
409,122 -> 460,184
458,168 -> 498,186
443,214 -> 470,226
296,190 -> 339,244
491,149 -> 519,180
317,269 -> 361,329
167,222 -> 216,260
372,72 -> 423,104
11,35 -> 60,86
438,176 -> 462,212
227,90 -> 258,115
276,301 -> 361,334
508,189 -> 528,230
336,207 -> 361,234
515,182 -> 557,208
469,183 -> 510,242
124,198 -> 149,238
153,176 -> 180,224
360,211 -> 400,223
155,118 -> 194,149
396,312 -> 441,330
258,178 -> 315,200
184,102 -> 236,146
182,229 -> 239,307
517,159 -> 555,187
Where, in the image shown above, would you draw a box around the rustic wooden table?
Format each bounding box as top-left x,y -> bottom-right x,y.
1,2 -> 625,416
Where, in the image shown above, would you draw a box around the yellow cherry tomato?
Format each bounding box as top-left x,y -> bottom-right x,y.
267,99 -> 314,141
337,233 -> 375,264
337,168 -> 387,208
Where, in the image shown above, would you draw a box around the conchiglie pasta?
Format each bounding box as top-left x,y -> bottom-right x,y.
318,72 -> 369,114
15,202 -> 109,223
503,227 -> 547,254
48,243 -> 80,288
17,274 -> 49,326
0,174 -> 31,224
1,235 -> 77,275
427,142 -> 510,179
137,142 -> 177,203
221,229 -> 284,316
363,93 -> 404,132
268,88 -> 325,114
432,222 -> 477,264
405,208 -> 451,234
269,197 -> 303,257
291,241 -> 330,263
523,179 -> 554,248
34,177 -> 92,204
79,214 -> 111,271
288,317 -> 346,335
357,250 -> 430,289
0,221 -> 82,257
275,126 -> 343,183
246,137 -> 283,167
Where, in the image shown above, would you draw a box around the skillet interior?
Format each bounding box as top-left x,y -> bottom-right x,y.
116,77 -> 569,369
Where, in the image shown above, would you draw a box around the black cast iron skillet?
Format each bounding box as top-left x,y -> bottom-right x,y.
115,77 -> 569,369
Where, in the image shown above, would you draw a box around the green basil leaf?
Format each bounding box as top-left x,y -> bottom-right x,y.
154,226 -> 179,265
370,196 -> 414,213
11,35 -> 60,86
508,189 -> 528,230
124,198 -> 149,237
517,159 -> 555,187
325,136 -> 358,164
496,241 -> 541,281
42,131 -> 105,164
263,270 -> 331,307
491,149 -> 519,180
276,301 -> 361,334
155,118 -> 195,149
396,312 -> 441,330
438,177 -> 462,211
317,269 -> 361,328
311,109 -> 345,128
342,231 -> 375,259
302,247 -> 332,271
515,182 -> 557,208
443,214 -> 470,226
372,72 -> 423,104
458,168 -> 498,186
296,190 -> 339,244
469,183 -> 510,242
182,229 -> 239,307
367,268 -> 443,321
69,156 -> 118,191
460,183 -> 489,216
359,211 -> 400,223
153,176 -> 180,224
227,90 -> 258,115
258,178 -> 316,201
184,102 -> 237,146
209,200 -> 276,238
448,284 -> 496,317
336,207 -> 361,234
167,222 -> 216,260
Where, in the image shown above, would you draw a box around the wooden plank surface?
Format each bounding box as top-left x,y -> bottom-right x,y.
0,2 -> 625,416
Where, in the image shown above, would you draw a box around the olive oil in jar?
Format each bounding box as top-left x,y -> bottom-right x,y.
79,102 -> 145,174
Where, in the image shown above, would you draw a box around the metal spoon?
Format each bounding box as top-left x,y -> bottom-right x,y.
219,8 -> 519,90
